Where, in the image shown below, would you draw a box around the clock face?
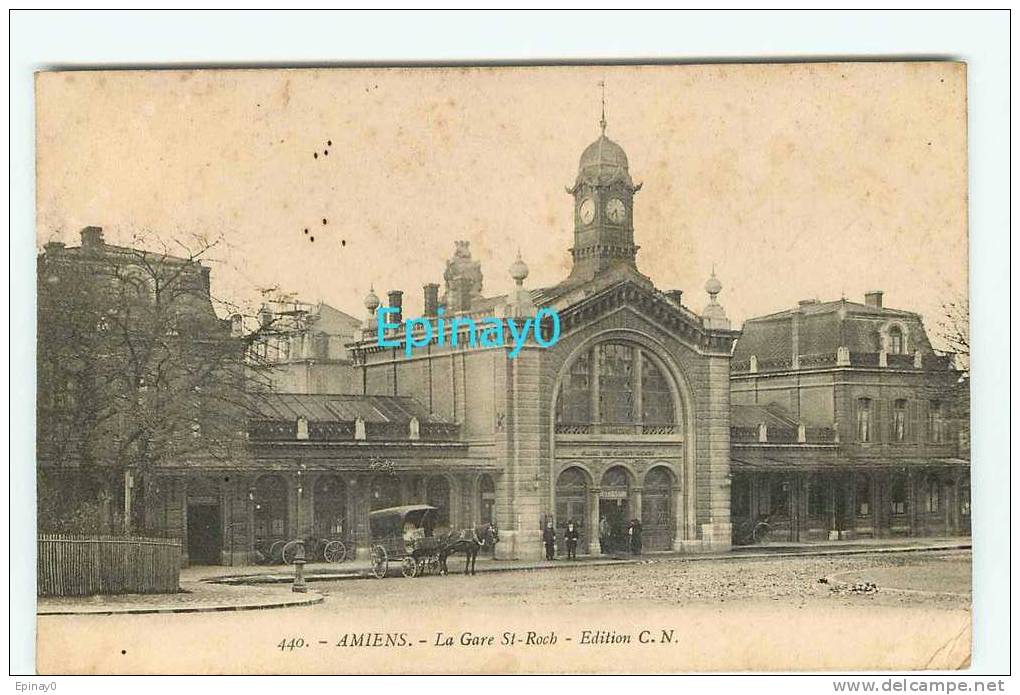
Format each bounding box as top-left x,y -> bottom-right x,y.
579,198 -> 596,224
606,198 -> 627,223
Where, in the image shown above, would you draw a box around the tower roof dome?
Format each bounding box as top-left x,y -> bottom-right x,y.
576,134 -> 633,187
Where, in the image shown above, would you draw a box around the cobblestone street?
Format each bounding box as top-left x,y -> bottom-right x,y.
310,549 -> 971,610
37,549 -> 971,674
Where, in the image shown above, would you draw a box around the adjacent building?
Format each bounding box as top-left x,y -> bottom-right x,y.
729,294 -> 970,542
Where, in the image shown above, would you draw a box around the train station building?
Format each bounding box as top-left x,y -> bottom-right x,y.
38,123 -> 969,567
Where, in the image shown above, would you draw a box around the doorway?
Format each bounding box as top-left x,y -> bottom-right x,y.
187,503 -> 222,565
598,498 -> 629,553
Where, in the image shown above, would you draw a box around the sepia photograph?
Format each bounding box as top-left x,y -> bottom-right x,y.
11,9 -> 1010,682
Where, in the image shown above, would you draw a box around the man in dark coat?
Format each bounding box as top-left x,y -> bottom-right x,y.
542,520 -> 556,561
564,520 -> 580,560
629,519 -> 643,555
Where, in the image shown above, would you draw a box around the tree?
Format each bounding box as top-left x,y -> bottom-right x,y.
37,230 -> 279,534
927,292 -> 970,456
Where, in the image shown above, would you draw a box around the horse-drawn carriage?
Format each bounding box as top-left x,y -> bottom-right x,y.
367,505 -> 446,578
255,535 -> 351,565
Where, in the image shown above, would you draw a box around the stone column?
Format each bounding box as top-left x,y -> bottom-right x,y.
588,486 -> 602,555
631,486 -> 643,525
632,349 -> 643,433
907,469 -> 917,537
589,347 -> 600,433
871,470 -> 881,537
671,484 -> 685,551
348,475 -> 370,560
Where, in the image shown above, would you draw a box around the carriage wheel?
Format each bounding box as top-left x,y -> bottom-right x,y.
323,540 -> 347,564
752,522 -> 771,546
401,556 -> 418,578
282,539 -> 302,565
269,540 -> 286,564
370,546 -> 389,579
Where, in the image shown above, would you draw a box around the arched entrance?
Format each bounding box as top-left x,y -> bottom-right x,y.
643,466 -> 674,551
478,474 -> 496,526
426,476 -> 451,528
313,475 -> 347,538
253,474 -> 288,542
555,466 -> 590,552
599,466 -> 632,553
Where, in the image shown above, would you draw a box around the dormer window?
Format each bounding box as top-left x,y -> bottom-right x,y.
888,325 -> 904,354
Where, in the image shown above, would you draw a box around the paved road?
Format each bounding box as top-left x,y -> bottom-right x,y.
37,550 -> 971,674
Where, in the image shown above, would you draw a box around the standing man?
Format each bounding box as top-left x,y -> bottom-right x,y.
542,520 -> 556,561
598,516 -> 611,555
564,520 -> 580,560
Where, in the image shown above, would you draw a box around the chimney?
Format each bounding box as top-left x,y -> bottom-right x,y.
423,283 -> 439,317
665,289 -> 683,306
387,290 -> 403,324
798,298 -> 819,308
80,226 -> 104,248
230,314 -> 244,337
864,291 -> 884,308
43,240 -> 65,254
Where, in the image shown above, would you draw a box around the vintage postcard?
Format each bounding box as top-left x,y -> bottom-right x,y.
34,63 -> 970,674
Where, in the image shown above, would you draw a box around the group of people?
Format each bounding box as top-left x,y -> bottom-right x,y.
542,517 -> 643,560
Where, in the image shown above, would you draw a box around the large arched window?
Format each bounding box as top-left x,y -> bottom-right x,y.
555,342 -> 677,434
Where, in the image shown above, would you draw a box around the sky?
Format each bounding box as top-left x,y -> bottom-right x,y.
36,63 -> 968,331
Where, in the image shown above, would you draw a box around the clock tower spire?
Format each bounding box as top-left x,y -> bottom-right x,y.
565,88 -> 643,283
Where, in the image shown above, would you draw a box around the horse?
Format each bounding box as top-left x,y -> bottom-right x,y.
438,523 -> 499,576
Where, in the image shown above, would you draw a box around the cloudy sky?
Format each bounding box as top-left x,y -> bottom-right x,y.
36,63 -> 967,330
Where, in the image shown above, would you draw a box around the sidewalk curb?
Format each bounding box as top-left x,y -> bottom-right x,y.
37,590 -> 324,616
203,541 -> 972,585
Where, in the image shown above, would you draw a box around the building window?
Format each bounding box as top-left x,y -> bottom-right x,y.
555,351 -> 591,425
855,476 -> 872,518
856,398 -> 873,443
598,343 -> 635,425
731,474 -> 750,518
928,401 -> 946,444
769,478 -> 790,519
925,476 -> 941,513
890,475 -> 908,516
892,399 -> 908,442
641,353 -> 675,426
888,326 -> 904,354
554,342 -> 676,431
807,476 -> 828,519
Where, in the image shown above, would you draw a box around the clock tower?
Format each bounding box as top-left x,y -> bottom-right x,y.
565,115 -> 643,284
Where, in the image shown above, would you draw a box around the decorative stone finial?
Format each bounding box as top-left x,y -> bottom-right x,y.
504,250 -> 535,318
509,249 -> 529,284
364,285 -> 380,313
702,267 -> 730,330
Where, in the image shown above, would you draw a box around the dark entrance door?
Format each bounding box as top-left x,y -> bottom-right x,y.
598,498 -> 629,553
187,503 -> 222,565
